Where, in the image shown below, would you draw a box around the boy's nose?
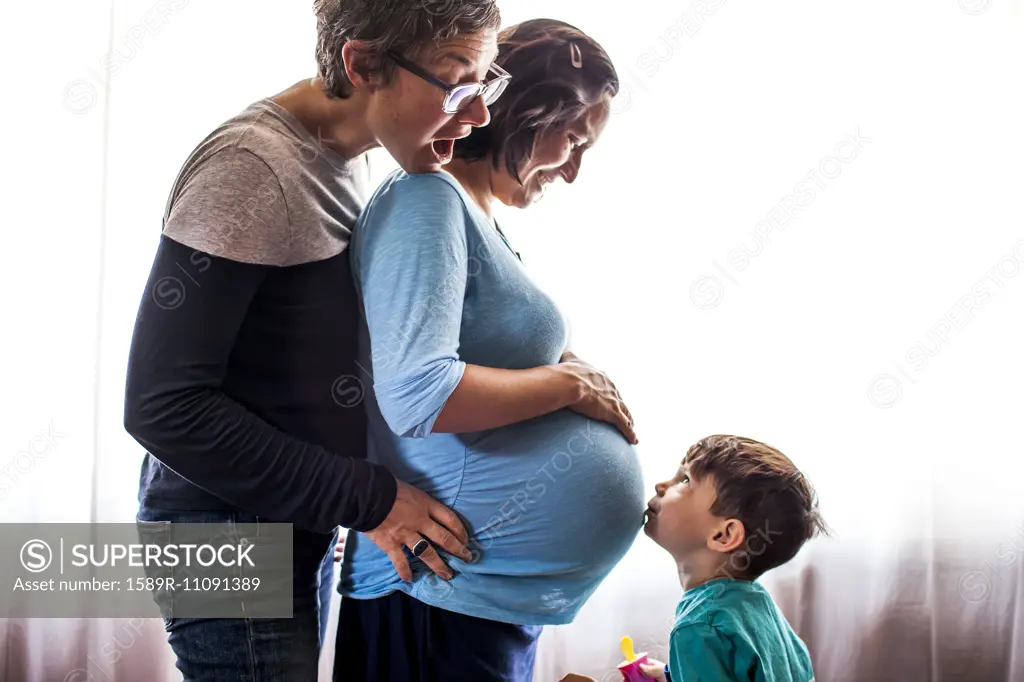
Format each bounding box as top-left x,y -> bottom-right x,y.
654,481 -> 667,496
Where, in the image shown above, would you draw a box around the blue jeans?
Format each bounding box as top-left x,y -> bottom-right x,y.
137,506 -> 335,682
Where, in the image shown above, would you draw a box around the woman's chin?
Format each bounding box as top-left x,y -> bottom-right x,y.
400,159 -> 441,175
525,186 -> 547,205
398,145 -> 449,175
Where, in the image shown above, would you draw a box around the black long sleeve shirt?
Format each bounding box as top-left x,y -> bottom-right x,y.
124,99 -> 397,535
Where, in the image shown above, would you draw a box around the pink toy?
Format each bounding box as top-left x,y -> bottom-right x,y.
617,636 -> 650,681
617,653 -> 651,681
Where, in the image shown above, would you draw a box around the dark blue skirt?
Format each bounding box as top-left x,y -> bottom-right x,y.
335,591 -> 543,682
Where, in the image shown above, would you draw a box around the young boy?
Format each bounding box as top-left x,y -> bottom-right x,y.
563,434 -> 826,682
638,434 -> 827,681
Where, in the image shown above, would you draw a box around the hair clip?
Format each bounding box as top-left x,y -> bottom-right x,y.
569,42 -> 583,69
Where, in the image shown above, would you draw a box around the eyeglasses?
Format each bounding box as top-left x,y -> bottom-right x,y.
387,50 -> 511,114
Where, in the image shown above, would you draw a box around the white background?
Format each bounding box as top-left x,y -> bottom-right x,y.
1,0 -> 1023,680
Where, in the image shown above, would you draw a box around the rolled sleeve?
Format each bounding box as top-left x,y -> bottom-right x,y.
375,358 -> 467,437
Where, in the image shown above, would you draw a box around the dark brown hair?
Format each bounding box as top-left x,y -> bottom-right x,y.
684,435 -> 829,580
314,0 -> 501,99
453,18 -> 619,183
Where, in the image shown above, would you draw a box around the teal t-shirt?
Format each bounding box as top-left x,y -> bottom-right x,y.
668,579 -> 815,682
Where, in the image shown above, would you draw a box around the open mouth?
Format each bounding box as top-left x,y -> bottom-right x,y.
643,506 -> 657,525
430,138 -> 455,163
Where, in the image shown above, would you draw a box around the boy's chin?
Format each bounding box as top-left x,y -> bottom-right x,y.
644,519 -> 667,547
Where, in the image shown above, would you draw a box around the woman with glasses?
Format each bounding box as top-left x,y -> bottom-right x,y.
124,1 -> 509,679
337,19 -> 644,682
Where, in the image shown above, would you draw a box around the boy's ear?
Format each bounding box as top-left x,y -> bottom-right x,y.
708,518 -> 746,554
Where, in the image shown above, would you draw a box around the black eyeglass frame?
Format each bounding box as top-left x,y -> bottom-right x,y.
386,50 -> 511,114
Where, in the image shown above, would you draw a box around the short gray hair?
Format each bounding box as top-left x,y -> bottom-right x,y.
314,0 -> 501,98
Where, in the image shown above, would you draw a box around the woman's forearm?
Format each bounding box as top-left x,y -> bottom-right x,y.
431,363 -> 581,433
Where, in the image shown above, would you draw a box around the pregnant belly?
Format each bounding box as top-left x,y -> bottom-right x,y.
455,409 -> 646,575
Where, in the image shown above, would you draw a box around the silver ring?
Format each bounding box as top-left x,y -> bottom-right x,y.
411,539 -> 430,557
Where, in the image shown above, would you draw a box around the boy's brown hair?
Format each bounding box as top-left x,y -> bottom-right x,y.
684,434 -> 828,580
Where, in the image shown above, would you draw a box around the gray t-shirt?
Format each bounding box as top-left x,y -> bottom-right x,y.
161,97 -> 370,266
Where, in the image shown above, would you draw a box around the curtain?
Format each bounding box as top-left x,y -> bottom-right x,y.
2,1 -> 1022,680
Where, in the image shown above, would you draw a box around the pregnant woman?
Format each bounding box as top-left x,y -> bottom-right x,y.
336,19 -> 645,682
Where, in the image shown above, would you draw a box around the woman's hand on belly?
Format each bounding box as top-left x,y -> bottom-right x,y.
363,479 -> 475,582
557,351 -> 638,444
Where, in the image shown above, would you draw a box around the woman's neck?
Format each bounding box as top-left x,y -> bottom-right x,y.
444,157 -> 496,219
269,78 -> 378,161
